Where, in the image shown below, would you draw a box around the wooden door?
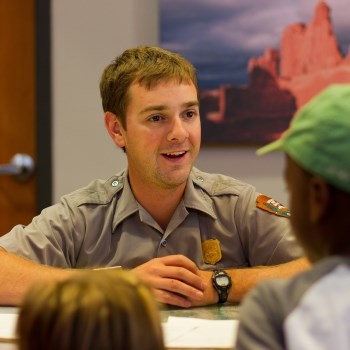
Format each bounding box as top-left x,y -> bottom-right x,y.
0,1 -> 36,235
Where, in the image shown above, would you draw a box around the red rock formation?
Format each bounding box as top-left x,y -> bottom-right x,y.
200,0 -> 350,144
248,48 -> 279,87
279,1 -> 349,107
280,1 -> 343,79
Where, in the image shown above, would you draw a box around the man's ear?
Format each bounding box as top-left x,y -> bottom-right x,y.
104,112 -> 126,148
309,177 -> 330,223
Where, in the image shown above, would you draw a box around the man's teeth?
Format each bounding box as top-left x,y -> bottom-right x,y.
165,151 -> 185,156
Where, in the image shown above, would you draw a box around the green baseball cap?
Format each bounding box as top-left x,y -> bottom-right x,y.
257,84 -> 350,193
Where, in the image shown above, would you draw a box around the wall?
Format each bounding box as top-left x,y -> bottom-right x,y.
52,0 -> 288,206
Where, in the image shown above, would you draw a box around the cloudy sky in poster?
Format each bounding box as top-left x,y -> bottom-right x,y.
160,0 -> 350,89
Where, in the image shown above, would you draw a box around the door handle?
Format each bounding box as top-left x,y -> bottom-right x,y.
0,153 -> 35,181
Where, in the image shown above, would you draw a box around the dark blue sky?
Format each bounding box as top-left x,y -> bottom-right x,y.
160,0 -> 350,89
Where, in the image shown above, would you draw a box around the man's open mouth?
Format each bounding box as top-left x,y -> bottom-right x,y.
163,151 -> 187,159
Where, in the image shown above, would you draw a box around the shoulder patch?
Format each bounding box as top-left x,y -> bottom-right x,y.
256,195 -> 290,217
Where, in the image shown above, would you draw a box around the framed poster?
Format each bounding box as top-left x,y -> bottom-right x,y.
160,0 -> 350,145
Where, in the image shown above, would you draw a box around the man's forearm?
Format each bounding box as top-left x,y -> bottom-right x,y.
198,258 -> 310,305
226,257 -> 310,302
0,249 -> 77,306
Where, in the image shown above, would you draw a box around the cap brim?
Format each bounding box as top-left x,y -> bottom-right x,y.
256,138 -> 284,156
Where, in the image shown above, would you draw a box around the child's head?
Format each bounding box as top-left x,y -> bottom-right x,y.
17,269 -> 164,350
258,84 -> 350,261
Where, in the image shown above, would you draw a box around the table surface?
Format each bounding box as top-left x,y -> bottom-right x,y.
160,303 -> 240,322
161,303 -> 240,350
0,303 -> 240,350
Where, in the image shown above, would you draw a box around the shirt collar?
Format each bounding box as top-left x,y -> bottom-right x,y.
112,167 -> 218,231
184,170 -> 217,219
112,170 -> 139,231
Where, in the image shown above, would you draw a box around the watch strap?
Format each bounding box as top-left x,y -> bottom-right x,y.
212,270 -> 232,304
217,285 -> 229,304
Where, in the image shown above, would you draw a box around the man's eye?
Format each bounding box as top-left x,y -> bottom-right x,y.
149,115 -> 163,122
185,110 -> 196,118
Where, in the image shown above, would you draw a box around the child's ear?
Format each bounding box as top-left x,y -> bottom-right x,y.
309,177 -> 330,223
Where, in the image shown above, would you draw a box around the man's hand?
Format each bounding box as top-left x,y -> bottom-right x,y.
132,255 -> 207,308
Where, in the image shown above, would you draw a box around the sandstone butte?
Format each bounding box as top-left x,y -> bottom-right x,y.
200,0 -> 350,144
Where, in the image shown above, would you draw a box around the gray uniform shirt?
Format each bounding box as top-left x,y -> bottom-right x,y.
236,256 -> 350,350
0,168 -> 302,269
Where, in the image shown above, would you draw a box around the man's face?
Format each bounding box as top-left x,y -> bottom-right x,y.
118,80 -> 201,191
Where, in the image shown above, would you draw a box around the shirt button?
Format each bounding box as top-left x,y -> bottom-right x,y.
161,240 -> 167,247
111,180 -> 119,187
196,176 -> 204,182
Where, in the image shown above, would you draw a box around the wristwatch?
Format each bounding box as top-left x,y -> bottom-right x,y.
212,270 -> 232,304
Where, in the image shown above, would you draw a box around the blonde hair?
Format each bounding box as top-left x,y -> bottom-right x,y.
17,270 -> 164,350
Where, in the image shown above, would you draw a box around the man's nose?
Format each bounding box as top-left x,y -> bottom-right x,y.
167,117 -> 188,142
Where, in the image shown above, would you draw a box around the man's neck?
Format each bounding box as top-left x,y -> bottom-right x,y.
129,178 -> 187,231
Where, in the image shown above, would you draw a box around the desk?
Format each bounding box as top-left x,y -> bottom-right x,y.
160,304 -> 239,350
0,304 -> 239,350
160,303 -> 240,322
0,306 -> 17,350
161,303 -> 239,350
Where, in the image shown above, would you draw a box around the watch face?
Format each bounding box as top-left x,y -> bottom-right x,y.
216,275 -> 230,287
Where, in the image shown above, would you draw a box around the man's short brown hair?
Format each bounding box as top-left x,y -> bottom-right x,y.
99,46 -> 198,129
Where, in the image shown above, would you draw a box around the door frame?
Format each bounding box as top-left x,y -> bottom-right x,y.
36,0 -> 52,211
